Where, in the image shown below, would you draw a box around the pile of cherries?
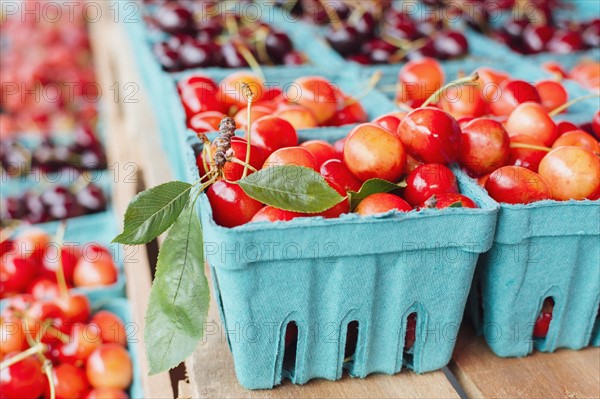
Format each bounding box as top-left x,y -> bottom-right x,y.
1,181 -> 107,224
0,1 -> 98,137
179,71 -> 368,131
0,293 -> 133,399
1,127 -> 107,177
277,0 -> 470,63
145,0 -> 305,71
1,227 -> 118,299
543,59 -> 600,93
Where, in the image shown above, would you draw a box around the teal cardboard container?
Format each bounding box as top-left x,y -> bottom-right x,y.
469,197 -> 600,357
185,127 -> 498,389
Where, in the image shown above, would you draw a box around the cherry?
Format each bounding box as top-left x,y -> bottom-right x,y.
398,108 -> 461,164
73,249 -> 118,288
552,130 -> 600,154
317,180 -> 350,219
433,30 -> 469,59
233,106 -> 271,130
535,80 -> 568,113
286,76 -> 338,124
373,113 -> 404,136
250,207 -> 305,223
538,146 -> 600,201
284,51 -> 307,65
180,80 -> 228,120
403,163 -> 459,207
248,116 -> 298,154
333,137 -> 346,157
90,311 -> 127,346
220,72 -> 265,110
0,354 -> 45,399
533,298 -> 554,339
542,62 -> 569,79
27,278 -> 60,300
41,185 -> 85,220
353,11 -> 377,39
489,80 -> 541,117
154,2 -> 194,34
459,118 -> 510,176
485,166 -> 552,204
438,85 -> 487,120
57,322 -> 101,365
582,19 -> 600,47
25,300 -> 68,343
208,138 -> 267,182
327,99 -> 368,126
206,180 -> 263,228
355,193 -> 412,216
154,42 -> 182,72
508,135 -> 548,172
178,39 -> 213,69
86,344 -> 133,390
476,67 -> 510,104
76,183 -> 107,213
522,25 -> 554,54
505,102 -> 558,147
263,146 -> 319,171
547,30 -> 584,53
397,58 -> 445,105
86,388 -> 130,399
300,140 -> 339,167
56,294 -> 91,324
320,159 -> 362,192
325,24 -> 360,57
189,110 -> 223,134
51,363 -> 91,399
41,244 -> 81,284
556,121 -> 579,136
360,39 -> 394,65
421,193 -> 478,209
404,313 -> 417,350
265,31 -> 293,63
343,123 -> 406,182
275,104 -> 318,130
0,315 -> 27,355
593,110 -> 600,139
12,227 -> 50,258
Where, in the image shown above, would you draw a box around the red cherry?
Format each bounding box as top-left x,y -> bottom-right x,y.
206,180 -> 263,228
505,102 -> 558,147
189,110 -> 223,134
552,130 -> 600,154
180,80 -> 227,121
0,354 -> 45,399
1,255 -> 38,295
51,363 -> 91,399
41,244 -> 81,285
263,146 -> 319,171
459,118 -> 510,176
485,166 -> 552,204
286,76 -> 338,124
11,228 -> 50,259
404,313 -> 416,349
250,206 -> 306,223
86,388 -> 130,399
398,108 -> 461,164
57,322 -> 102,365
56,293 -> 91,324
327,99 -> 368,126
397,58 -> 445,104
248,116 -> 298,154
403,163 -> 459,206
86,344 -> 133,390
0,316 -> 27,355
421,193 -> 477,209
73,249 -> 118,288
535,80 -> 568,113
25,301 -> 67,343
538,146 -> 600,200
320,159 -> 363,192
208,138 -> 267,182
343,123 -> 406,182
508,135 -> 548,172
373,112 -> 404,136
556,120 -> 579,136
542,62 -> 569,79
355,193 -> 412,216
489,80 -> 541,117
300,140 -> 339,167
27,278 -> 60,300
533,298 -> 554,339
316,179 -> 349,219
90,311 -> 127,346
177,74 -> 215,94
233,105 -> 272,130
438,85 -> 487,120
592,110 -> 600,139
333,137 -> 346,157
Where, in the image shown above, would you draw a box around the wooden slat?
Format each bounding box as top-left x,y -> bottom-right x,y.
450,325 -> 600,398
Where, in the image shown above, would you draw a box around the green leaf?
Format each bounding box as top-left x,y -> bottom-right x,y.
113,181 -> 192,245
145,202 -> 208,375
448,201 -> 464,208
237,165 -> 344,213
348,179 -> 407,211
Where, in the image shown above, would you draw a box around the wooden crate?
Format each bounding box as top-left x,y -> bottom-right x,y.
90,6 -> 600,398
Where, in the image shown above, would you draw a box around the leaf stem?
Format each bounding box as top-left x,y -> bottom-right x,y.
509,142 -> 552,152
421,73 -> 480,108
0,343 -> 46,369
548,93 -> 599,117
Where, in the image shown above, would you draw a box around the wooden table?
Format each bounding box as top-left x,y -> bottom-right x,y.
89,7 -> 600,399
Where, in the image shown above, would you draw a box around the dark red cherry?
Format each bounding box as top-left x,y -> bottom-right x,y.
547,30 -> 584,53
325,24 -> 360,57
154,3 -> 194,34
583,19 -> 600,47
522,24 -> 554,54
433,30 -> 469,59
265,31 -> 293,63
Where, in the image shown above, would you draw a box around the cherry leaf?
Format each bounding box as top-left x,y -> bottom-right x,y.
348,179 -> 407,211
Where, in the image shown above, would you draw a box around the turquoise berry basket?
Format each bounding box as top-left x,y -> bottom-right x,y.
468,195 -> 600,357
184,127 -> 498,389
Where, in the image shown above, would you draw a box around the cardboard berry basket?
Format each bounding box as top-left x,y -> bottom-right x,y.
467,194 -> 600,357
181,126 -> 498,389
0,171 -> 126,303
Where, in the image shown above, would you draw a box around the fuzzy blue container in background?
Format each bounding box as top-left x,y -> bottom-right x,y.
469,196 -> 600,357
185,127 -> 498,389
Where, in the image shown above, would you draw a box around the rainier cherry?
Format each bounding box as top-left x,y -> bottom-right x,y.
86,344 -> 133,390
0,315 -> 27,355
0,354 -> 45,399
538,146 -> 600,200
489,80 -> 541,117
286,76 -> 338,124
86,388 -> 130,399
459,118 -> 510,176
300,140 -> 339,167
508,135 -> 548,172
476,67 -> 509,103
275,104 -> 318,130
219,71 -> 265,109
535,80 -> 568,112
317,180 -> 350,219
248,116 -> 298,154
91,310 -> 127,346
373,112 -> 405,136
344,123 -> 406,182
505,102 -> 558,147
11,227 -> 50,258
552,130 -> 600,154
403,163 -> 459,206
250,207 -> 306,223
263,147 -> 319,171
73,247 -> 118,288
438,85 -> 487,120
189,111 -> 224,134
56,293 -> 92,324
396,58 -> 445,106
421,193 -> 477,209
50,363 -> 91,399
398,108 -> 461,164
233,105 -> 271,130
327,99 -> 368,126
320,159 -> 363,192
206,180 -> 263,228
485,166 -> 552,204
355,193 -> 412,216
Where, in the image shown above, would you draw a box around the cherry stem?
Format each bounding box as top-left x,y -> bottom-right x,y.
54,220 -> 70,300
421,73 -> 480,108
0,343 -> 46,370
230,157 -> 258,173
548,93 -> 599,117
43,360 -> 56,399
241,83 -> 255,179
345,71 -> 382,106
510,142 -> 552,152
255,27 -> 272,65
236,44 -> 265,82
318,0 -> 344,30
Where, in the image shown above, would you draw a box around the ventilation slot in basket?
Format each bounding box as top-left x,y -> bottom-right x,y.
282,322 -> 298,379
343,321 -> 359,368
533,297 -> 555,341
403,313 -> 417,367
590,302 -> 600,346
